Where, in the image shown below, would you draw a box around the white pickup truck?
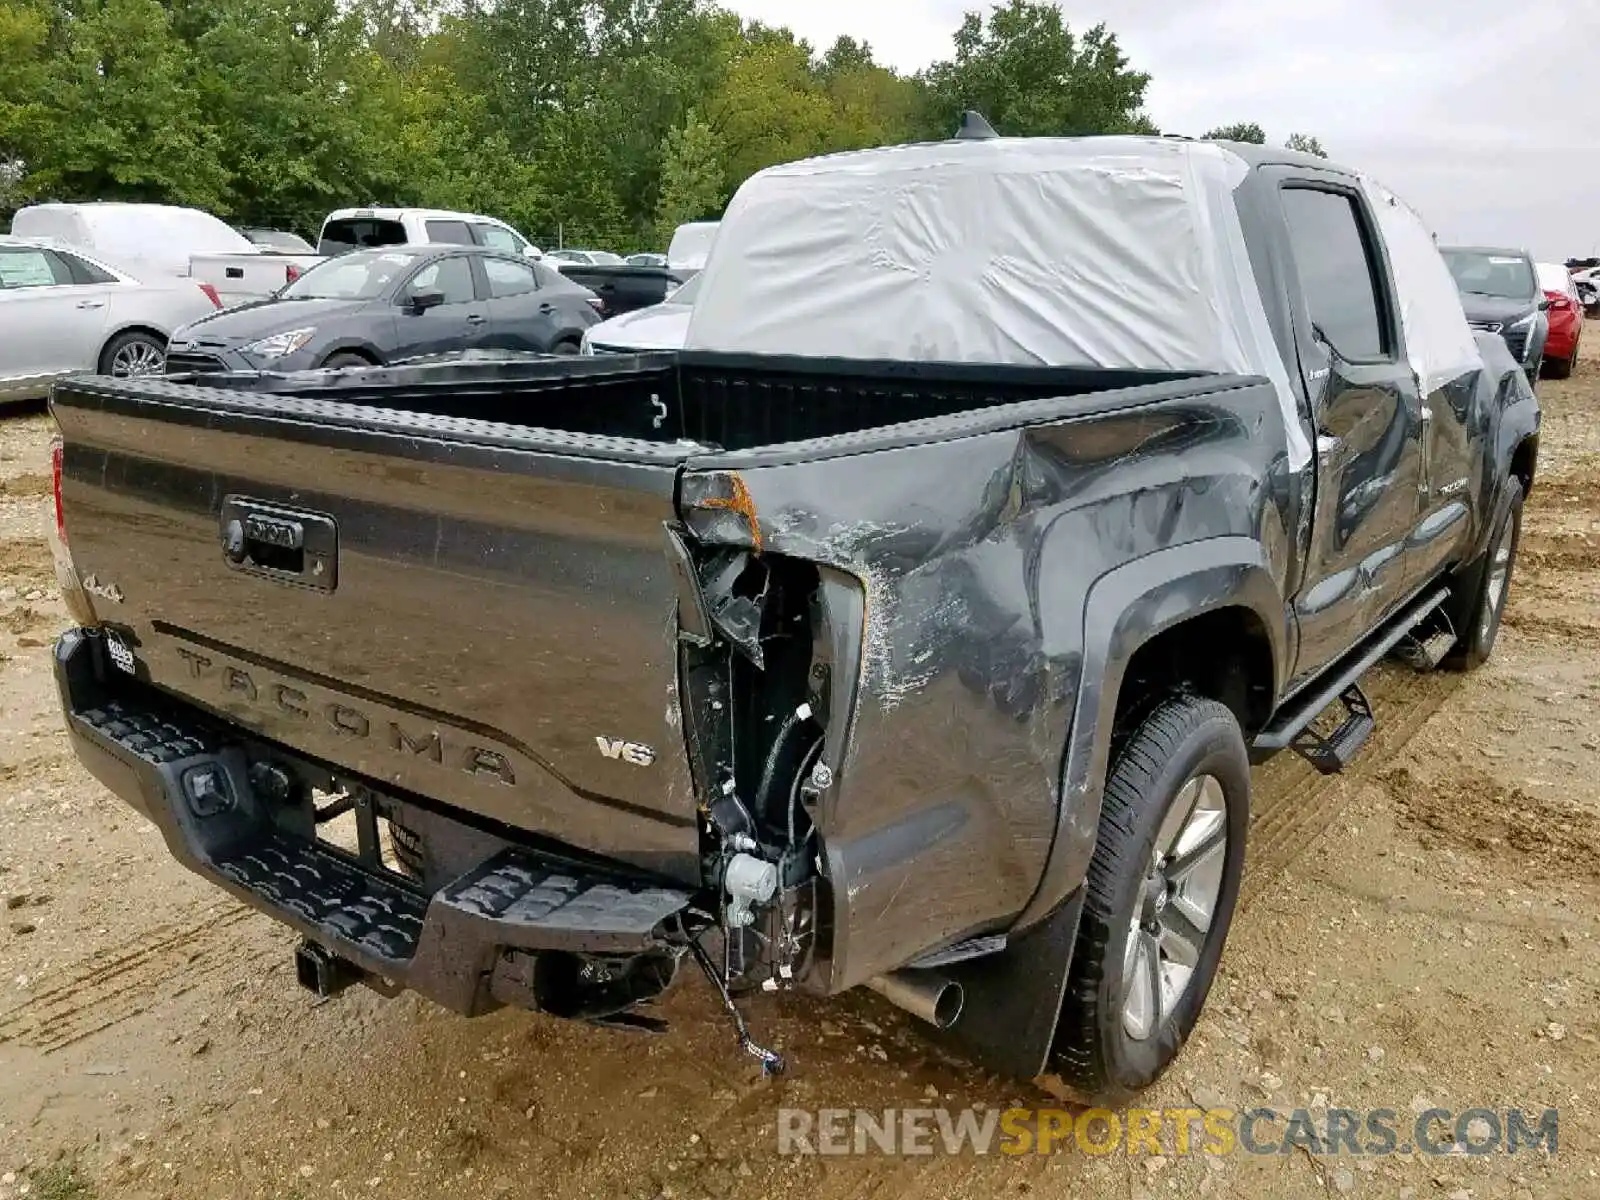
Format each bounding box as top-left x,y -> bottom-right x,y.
9,203 -> 322,307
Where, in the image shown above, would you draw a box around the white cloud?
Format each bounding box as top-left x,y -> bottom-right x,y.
721,0 -> 1600,258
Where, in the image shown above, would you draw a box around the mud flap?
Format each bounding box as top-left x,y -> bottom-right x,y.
931,888 -> 1085,1080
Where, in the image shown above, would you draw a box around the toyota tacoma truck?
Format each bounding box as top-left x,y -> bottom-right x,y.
46,129 -> 1538,1101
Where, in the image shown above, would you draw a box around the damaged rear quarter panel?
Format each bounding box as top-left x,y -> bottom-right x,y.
689,383 -> 1295,989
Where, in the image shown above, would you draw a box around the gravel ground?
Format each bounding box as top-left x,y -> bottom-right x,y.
0,351 -> 1596,1199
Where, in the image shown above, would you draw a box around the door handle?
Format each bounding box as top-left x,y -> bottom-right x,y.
76,299 -> 105,310
538,303 -> 555,314
466,314 -> 486,325
221,497 -> 338,591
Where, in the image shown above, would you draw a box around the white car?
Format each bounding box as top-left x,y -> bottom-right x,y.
580,273 -> 698,353
666,221 -> 718,272
0,236 -> 222,401
548,248 -> 626,268
317,208 -> 543,260
10,203 -> 322,308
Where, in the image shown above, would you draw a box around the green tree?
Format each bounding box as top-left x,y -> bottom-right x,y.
653,109 -> 723,244
0,0 -> 51,212
1285,132 -> 1328,158
1202,122 -> 1266,143
818,39 -> 920,152
25,0 -> 228,209
918,1 -> 1153,138
705,35 -> 834,193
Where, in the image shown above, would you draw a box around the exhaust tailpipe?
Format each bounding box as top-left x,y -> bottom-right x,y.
865,970 -> 964,1029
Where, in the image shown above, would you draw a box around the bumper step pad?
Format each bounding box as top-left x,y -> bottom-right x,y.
214,834 -> 428,964
440,851 -> 694,954
58,634 -> 697,1013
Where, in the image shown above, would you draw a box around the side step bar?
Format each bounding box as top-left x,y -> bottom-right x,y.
1254,586 -> 1452,773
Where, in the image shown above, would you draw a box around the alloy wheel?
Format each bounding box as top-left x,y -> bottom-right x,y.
111,340 -> 165,378
1122,774 -> 1229,1040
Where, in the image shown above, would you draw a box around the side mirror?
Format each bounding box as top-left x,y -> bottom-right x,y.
409,289 -> 445,313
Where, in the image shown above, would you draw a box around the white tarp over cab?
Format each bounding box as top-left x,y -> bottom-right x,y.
686,136 -> 1310,469
1357,175 -> 1484,395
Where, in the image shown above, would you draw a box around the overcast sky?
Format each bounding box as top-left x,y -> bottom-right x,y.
724,0 -> 1600,261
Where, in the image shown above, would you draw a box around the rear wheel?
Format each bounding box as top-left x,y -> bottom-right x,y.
99,331 -> 166,378
1050,695 -> 1250,1101
1445,478 -> 1523,670
1543,350 -> 1574,380
550,338 -> 581,355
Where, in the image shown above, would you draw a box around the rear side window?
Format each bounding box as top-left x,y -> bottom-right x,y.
404,255 -> 476,305
61,252 -> 118,285
1281,188 -> 1390,361
534,263 -> 571,289
483,257 -> 540,298
475,224 -> 523,253
424,219 -> 475,245
319,218 -> 406,256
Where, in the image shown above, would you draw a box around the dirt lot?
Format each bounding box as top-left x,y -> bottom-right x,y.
1,356 -> 1597,1200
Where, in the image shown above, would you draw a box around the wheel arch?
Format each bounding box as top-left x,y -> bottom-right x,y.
319,343 -> 382,367
1018,535 -> 1287,933
935,538 -> 1285,1081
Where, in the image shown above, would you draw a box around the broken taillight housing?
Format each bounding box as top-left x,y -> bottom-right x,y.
680,470 -> 762,551
198,282 -> 222,308
51,438 -> 67,548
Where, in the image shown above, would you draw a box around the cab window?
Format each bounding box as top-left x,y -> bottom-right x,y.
404,256 -> 476,305
1280,187 -> 1391,361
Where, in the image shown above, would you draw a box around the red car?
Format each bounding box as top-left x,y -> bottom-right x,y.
1537,261 -> 1584,378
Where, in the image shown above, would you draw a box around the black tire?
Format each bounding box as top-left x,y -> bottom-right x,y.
550,338 -> 581,355
98,330 -> 166,377
1445,478 -> 1523,671
1051,695 -> 1250,1102
322,351 -> 374,370
1543,352 -> 1573,380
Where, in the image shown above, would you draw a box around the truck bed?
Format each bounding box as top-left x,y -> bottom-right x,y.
50,352 -> 1246,899
166,351 -> 1205,453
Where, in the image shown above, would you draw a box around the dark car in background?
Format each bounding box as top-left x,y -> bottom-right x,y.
1440,245 -> 1549,383
165,245 -> 601,374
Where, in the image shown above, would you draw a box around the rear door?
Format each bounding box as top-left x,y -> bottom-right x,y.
0,246 -> 111,383
391,253 -> 489,359
479,256 -> 559,351
1273,178 -> 1424,682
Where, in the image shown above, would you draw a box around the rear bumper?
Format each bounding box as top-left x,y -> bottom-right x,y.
55,628 -> 693,1016
1545,317 -> 1580,361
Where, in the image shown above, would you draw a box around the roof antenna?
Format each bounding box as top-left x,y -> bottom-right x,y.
954,110 -> 998,140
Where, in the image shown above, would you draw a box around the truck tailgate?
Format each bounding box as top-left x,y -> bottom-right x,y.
190,252 -> 321,307
52,378 -> 703,882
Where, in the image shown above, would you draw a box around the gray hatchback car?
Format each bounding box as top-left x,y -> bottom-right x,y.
165,245 -> 602,374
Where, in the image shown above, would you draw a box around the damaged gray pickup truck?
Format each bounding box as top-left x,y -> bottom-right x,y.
47,131 -> 1538,1100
